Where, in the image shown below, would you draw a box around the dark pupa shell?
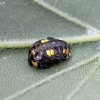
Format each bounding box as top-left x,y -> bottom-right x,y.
28,37 -> 71,69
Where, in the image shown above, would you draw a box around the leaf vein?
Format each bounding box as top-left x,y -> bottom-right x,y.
1,34 -> 100,48
65,56 -> 100,100
34,0 -> 98,31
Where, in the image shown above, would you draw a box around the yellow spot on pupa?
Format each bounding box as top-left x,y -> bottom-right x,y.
63,49 -> 66,54
50,49 -> 54,56
41,39 -> 49,43
63,48 -> 69,55
65,48 -> 69,55
46,49 -> 54,56
32,50 -> 36,55
46,50 -> 51,56
31,61 -> 38,67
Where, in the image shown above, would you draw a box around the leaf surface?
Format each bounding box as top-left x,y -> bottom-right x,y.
0,0 -> 100,100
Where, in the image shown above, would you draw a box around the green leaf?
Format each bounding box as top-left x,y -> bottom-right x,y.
0,0 -> 100,100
